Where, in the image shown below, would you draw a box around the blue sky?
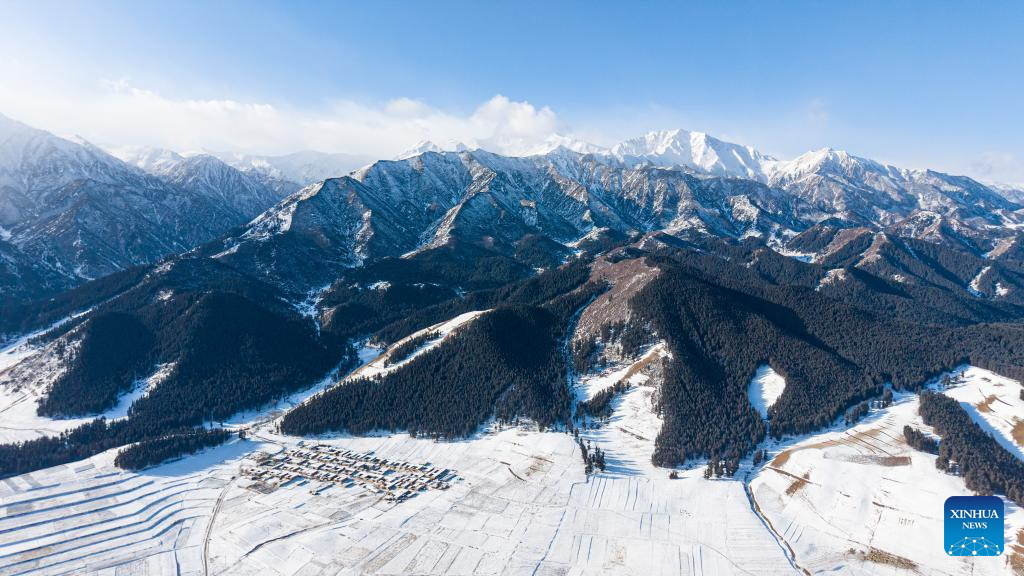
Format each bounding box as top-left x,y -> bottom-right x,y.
2,0 -> 1022,182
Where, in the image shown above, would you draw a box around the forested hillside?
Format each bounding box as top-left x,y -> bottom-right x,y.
281,283 -> 601,438
4,218 -> 1024,479
627,247 -> 1024,466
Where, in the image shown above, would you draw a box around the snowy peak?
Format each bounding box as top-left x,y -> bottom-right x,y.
395,140 -> 472,160
0,115 -> 138,191
216,150 -> 373,185
609,129 -> 774,180
0,111 -> 43,142
109,145 -> 186,174
766,147 -> 891,183
396,140 -> 444,159
522,133 -> 606,157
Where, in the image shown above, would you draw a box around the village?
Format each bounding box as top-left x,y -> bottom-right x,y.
242,442 -> 457,502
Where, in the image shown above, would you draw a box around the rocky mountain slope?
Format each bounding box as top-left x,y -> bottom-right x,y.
198,140 -> 1022,297
114,147 -> 285,219
0,115 -> 290,301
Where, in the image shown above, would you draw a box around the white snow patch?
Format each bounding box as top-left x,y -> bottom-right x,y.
291,283 -> 331,334
0,308 -> 92,371
747,365 -> 786,419
996,282 -> 1010,297
211,242 -> 240,259
769,246 -> 814,263
576,343 -> 669,402
0,357 -> 178,443
106,363 -> 176,421
815,268 -> 847,291
968,265 -> 991,297
357,342 -> 383,364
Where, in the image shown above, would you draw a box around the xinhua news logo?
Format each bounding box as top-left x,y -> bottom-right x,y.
944,496 -> 1003,557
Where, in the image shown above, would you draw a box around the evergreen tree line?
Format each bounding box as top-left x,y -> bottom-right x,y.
114,428 -> 233,470
719,236 -> 1024,327
703,454 -> 741,478
0,249 -> 594,479
845,401 -> 870,425
384,331 -> 440,367
902,425 -> 939,454
0,418 -> 184,477
577,381 -> 631,419
0,265 -> 150,342
573,432 -> 606,474
37,312 -> 156,416
919,392 -> 1024,505
370,257 -> 593,345
572,319 -> 648,374
282,305 -> 569,437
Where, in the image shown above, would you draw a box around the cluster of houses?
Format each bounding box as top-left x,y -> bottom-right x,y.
244,443 -> 456,502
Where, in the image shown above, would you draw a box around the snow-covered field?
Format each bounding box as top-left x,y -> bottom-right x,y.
0,347 -> 174,444
0,439 -> 254,576
0,321 -> 88,444
749,383 -> 1024,575
3,327 -> 1024,576
0,426 -> 799,576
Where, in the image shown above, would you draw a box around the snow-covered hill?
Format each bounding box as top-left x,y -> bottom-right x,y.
113,147 -> 286,219
0,114 -> 302,302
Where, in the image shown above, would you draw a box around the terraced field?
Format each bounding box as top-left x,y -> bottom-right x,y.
0,444 -> 248,576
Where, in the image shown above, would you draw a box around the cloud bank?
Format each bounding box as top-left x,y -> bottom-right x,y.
0,63 -> 565,158
0,59 -> 1020,186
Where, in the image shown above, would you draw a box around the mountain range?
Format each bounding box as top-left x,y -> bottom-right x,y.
4,111 -> 1022,307
0,114 -> 294,301
4,110 -> 1024,504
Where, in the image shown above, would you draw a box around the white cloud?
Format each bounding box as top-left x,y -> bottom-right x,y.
1,60 -> 1021,185
970,151 -> 1024,187
0,63 -> 566,158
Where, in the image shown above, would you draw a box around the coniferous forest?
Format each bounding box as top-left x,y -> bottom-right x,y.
281,301 -> 586,437
3,230 -> 1024,481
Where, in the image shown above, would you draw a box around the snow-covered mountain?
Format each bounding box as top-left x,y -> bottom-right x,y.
196,148 -> 808,291
609,128 -> 773,180
765,148 -> 1021,238
0,114 -> 286,301
214,150 -> 373,188
5,110 -> 1022,303
112,147 -> 285,219
522,133 -> 608,157
395,140 -> 472,160
197,137 -> 1022,295
990,182 -> 1024,203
